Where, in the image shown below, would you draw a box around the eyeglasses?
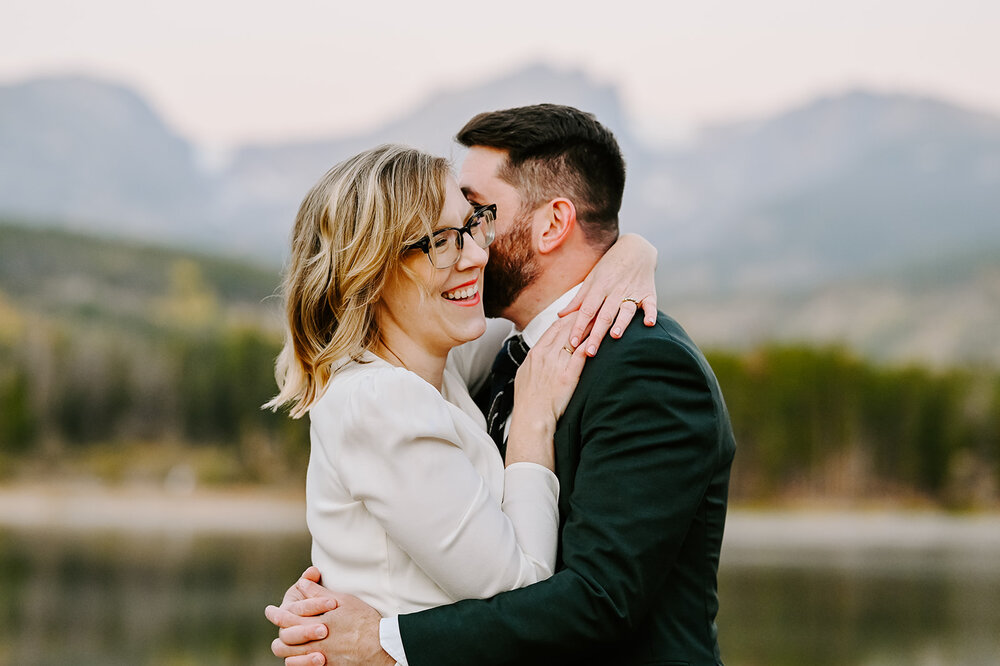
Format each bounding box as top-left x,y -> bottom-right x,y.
406,203 -> 496,269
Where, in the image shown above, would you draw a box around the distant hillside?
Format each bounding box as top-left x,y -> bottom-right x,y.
2,220 -> 996,367
0,222 -> 303,474
668,244 -> 1000,366
0,222 -> 280,334
0,77 -> 212,245
652,91 -> 1000,291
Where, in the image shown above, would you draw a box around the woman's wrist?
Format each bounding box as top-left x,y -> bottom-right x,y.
505,413 -> 556,471
616,232 -> 657,264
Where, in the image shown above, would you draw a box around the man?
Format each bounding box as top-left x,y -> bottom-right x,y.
267,104 -> 736,665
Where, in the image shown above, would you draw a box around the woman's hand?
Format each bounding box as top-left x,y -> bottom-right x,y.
267,588 -> 392,666
558,233 -> 658,356
506,317 -> 589,471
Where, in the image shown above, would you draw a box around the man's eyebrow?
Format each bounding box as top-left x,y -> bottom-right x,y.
460,186 -> 481,201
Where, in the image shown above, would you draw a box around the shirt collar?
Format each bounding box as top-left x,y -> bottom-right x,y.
517,284 -> 582,349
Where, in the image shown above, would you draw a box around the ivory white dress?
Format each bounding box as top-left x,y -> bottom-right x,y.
305,322 -> 559,616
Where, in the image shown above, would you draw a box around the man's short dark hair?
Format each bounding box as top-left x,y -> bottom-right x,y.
456,104 -> 625,250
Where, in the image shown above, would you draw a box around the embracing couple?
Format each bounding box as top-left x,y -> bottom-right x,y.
264,104 -> 735,666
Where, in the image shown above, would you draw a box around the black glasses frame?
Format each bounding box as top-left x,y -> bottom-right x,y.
407,203 -> 497,267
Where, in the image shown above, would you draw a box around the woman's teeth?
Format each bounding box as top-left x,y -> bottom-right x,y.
443,285 -> 477,300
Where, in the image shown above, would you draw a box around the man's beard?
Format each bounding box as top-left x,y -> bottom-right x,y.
483,212 -> 540,319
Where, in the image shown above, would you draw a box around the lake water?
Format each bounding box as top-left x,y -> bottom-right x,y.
1,527 -> 998,665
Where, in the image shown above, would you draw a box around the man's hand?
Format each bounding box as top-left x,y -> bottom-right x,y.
265,575 -> 393,666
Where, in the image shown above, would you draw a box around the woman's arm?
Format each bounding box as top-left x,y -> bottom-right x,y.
505,315 -> 589,471
318,368 -> 558,601
449,233 -> 658,394
560,232 -> 658,355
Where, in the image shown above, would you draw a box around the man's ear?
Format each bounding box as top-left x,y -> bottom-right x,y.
537,198 -> 577,254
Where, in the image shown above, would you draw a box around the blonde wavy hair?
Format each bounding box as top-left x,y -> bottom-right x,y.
265,144 -> 450,417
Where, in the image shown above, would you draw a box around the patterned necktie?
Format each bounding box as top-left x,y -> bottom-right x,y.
485,334 -> 530,456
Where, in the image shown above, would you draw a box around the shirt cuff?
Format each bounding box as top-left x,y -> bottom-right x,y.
501,461 -> 560,573
379,616 -> 408,666
503,461 -> 559,497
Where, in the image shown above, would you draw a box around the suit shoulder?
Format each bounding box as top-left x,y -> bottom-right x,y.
590,310 -> 706,369
581,310 -> 730,411
576,311 -> 736,455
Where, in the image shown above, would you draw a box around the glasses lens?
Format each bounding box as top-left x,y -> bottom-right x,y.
428,229 -> 460,268
471,207 -> 495,249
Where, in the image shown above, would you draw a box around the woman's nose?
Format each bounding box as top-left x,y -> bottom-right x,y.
456,235 -> 488,270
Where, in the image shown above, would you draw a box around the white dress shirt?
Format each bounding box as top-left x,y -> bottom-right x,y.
379,286 -> 580,665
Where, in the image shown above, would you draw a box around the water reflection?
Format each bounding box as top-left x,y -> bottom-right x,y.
1,528 -> 998,665
719,559 -> 1000,665
0,529 -> 312,666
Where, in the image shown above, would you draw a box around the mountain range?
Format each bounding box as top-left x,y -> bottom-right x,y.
1,65 -> 998,365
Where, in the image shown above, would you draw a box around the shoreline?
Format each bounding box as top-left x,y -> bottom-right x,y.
0,482 -> 307,535
2,483 -> 999,553
720,509 -> 1000,568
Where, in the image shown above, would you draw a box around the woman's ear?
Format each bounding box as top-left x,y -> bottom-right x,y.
537,198 -> 577,254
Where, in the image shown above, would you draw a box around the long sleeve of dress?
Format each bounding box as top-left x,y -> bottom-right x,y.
309,364 -> 558,602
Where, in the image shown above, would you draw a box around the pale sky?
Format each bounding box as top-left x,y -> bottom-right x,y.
3,0 -> 998,149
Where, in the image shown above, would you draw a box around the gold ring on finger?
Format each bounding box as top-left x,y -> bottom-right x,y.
622,297 -> 641,306
562,345 -> 575,354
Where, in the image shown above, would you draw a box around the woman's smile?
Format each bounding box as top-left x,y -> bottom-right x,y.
442,278 -> 481,306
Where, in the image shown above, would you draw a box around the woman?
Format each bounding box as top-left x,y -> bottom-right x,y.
266,144 -> 654,616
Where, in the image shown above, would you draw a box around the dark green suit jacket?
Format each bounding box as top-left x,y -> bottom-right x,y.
399,312 -> 736,665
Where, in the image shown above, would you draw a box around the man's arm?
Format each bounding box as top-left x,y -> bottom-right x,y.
398,326 -> 727,665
